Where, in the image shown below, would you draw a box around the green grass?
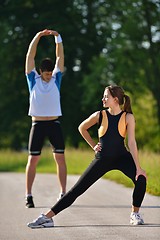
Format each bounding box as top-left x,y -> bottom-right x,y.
0,147 -> 159,196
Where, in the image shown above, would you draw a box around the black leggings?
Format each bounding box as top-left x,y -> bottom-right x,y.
51,152 -> 146,214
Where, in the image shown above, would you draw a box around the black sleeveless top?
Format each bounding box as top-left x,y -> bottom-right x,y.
98,110 -> 129,157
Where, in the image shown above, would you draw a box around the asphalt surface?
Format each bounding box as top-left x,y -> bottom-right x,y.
0,172 -> 160,240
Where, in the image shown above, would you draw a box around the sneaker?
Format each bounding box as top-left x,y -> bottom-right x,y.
25,196 -> 35,208
130,212 -> 144,225
27,214 -> 54,228
57,192 -> 65,201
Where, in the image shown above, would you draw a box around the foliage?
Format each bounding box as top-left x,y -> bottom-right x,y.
132,88 -> 160,151
0,0 -> 159,151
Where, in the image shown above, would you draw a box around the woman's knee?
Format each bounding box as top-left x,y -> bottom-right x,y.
138,175 -> 146,183
136,175 -> 147,189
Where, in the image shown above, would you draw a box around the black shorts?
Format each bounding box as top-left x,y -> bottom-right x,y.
28,119 -> 65,155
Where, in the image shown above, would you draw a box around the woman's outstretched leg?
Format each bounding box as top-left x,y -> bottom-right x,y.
27,157 -> 109,228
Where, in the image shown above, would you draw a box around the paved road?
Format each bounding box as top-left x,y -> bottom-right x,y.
0,173 -> 160,240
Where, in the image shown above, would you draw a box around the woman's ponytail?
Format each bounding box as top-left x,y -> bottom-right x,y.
123,94 -> 133,113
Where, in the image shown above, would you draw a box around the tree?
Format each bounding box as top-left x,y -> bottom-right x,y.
0,0 -> 159,150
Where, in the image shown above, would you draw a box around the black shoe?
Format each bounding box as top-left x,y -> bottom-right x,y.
26,196 -> 35,208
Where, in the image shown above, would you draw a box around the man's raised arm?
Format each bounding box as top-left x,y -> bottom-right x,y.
25,29 -> 55,74
54,34 -> 64,73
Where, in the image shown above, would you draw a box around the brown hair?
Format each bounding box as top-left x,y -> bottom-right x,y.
40,58 -> 54,72
106,85 -> 133,113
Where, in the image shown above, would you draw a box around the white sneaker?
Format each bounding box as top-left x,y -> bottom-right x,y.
27,214 -> 54,228
130,212 -> 144,225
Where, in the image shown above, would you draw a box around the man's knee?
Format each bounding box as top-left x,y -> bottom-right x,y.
27,155 -> 40,166
55,154 -> 65,163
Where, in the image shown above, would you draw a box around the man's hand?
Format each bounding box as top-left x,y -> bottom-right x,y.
39,29 -> 59,37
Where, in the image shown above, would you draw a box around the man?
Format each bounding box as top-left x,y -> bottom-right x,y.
25,29 -> 67,208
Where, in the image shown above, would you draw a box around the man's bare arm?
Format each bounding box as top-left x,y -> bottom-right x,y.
25,29 -> 58,74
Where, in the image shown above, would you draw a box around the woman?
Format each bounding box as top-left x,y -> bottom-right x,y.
27,85 -> 147,228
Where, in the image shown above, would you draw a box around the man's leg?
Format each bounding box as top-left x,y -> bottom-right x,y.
25,155 -> 40,208
53,153 -> 67,195
26,120 -> 45,205
26,155 -> 40,195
